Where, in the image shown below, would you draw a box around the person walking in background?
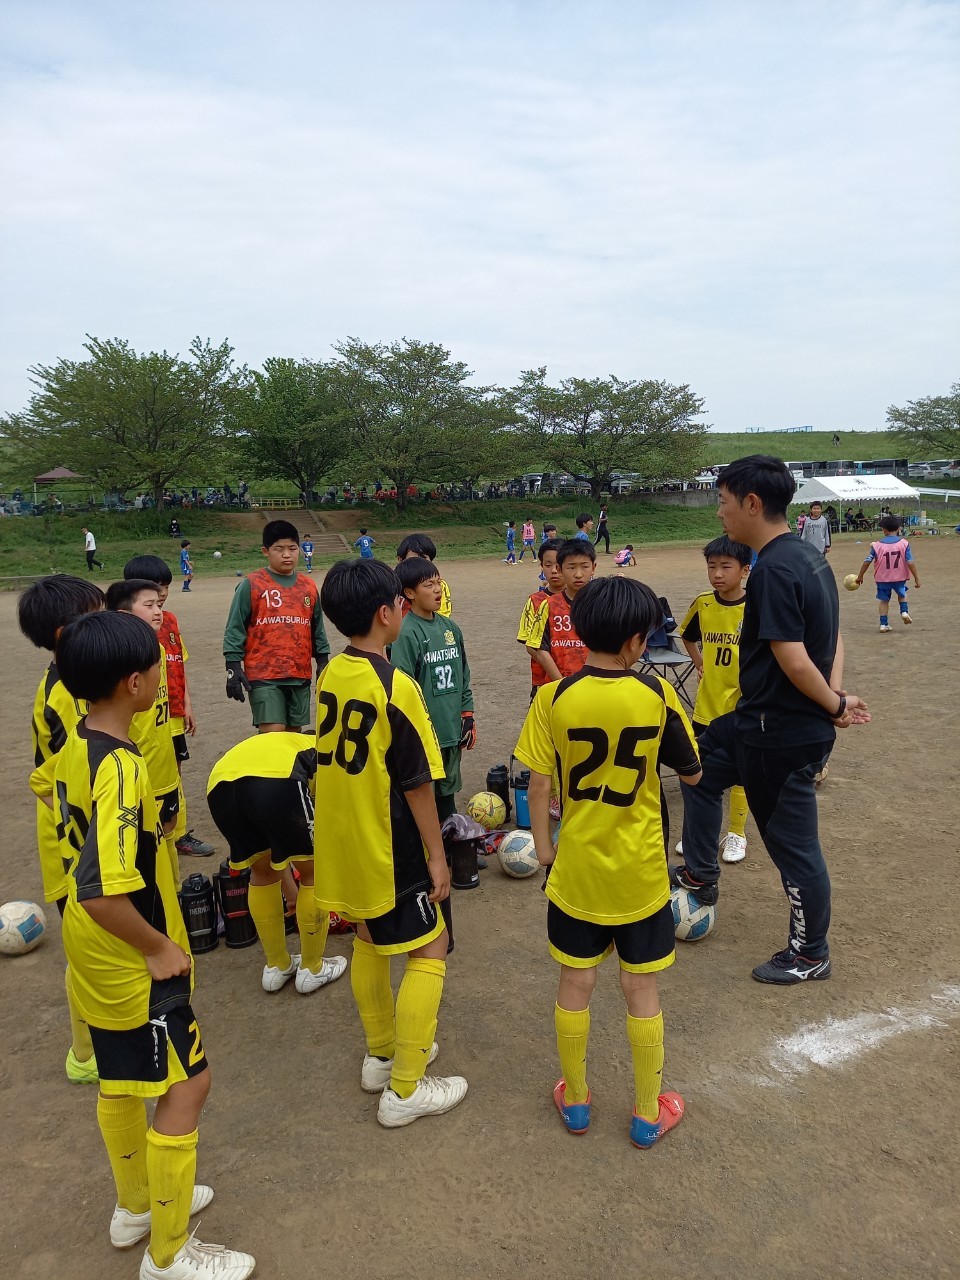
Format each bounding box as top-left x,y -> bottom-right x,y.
81,527 -> 104,572
594,504 -> 610,553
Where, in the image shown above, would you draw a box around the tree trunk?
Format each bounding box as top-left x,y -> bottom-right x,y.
153,480 -> 164,509
394,474 -> 409,513
590,477 -> 606,501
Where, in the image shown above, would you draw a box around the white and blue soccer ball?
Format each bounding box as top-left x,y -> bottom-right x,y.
497,831 -> 541,879
671,888 -> 716,942
213,550 -> 223,559
0,900 -> 47,956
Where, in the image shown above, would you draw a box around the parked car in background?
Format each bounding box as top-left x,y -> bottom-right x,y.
907,463 -> 935,479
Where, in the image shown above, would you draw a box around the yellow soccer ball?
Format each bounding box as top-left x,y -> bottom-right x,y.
843,574 -> 860,592
466,791 -> 507,831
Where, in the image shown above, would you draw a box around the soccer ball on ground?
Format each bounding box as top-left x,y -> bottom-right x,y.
0,901 -> 47,956
497,830 -> 540,879
213,551 -> 223,559
670,888 -> 716,942
466,791 -> 507,830
843,574 -> 860,592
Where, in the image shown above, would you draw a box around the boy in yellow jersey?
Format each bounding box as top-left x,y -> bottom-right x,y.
206,733 -> 347,995
19,574 -> 105,1084
124,556 -> 215,859
678,536 -> 752,864
34,611 -> 254,1280
515,576 -> 702,1149
314,559 -> 468,1128
223,519 -> 329,732
107,580 -> 183,882
395,532 -> 452,617
516,537 -> 564,697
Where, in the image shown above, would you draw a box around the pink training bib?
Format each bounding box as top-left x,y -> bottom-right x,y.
872,538 -> 909,583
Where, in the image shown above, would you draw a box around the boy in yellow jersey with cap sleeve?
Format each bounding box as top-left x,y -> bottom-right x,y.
515,576 -> 701,1149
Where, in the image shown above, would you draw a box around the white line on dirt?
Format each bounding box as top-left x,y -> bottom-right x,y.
762,984 -> 960,1082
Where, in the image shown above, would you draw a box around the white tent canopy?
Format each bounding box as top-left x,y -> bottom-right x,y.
791,474 -> 919,506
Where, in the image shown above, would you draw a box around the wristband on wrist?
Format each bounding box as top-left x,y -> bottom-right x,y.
835,695 -> 847,718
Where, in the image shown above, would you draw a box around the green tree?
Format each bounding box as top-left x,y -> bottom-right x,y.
331,337 -> 509,511
3,336 -> 243,507
239,358 -> 347,507
510,368 -> 707,500
888,382 -> 960,455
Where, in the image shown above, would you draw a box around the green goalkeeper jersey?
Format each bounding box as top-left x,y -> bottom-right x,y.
389,611 -> 473,748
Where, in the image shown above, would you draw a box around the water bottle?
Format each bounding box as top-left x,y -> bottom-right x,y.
214,861 -> 258,949
513,769 -> 531,829
179,874 -> 218,954
485,764 -> 512,822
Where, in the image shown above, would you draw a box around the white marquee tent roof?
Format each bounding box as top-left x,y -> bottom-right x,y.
791,474 -> 919,505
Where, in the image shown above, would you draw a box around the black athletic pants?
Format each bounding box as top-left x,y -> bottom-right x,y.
593,526 -> 610,552
679,711 -> 833,959
86,550 -> 103,570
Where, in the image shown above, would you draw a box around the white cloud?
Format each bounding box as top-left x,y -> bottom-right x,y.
0,0 -> 957,429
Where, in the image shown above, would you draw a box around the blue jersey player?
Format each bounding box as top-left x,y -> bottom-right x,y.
301,536 -> 314,571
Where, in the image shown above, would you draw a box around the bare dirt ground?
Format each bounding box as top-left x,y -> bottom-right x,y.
2,538 -> 959,1280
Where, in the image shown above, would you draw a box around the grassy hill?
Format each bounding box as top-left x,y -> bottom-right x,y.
698,430 -> 905,465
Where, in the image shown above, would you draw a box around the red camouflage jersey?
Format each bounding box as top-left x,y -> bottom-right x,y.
159,610 -> 187,718
244,568 -> 319,681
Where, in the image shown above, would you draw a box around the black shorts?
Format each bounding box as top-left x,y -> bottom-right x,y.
157,787 -> 181,827
207,776 -> 314,871
90,1003 -> 208,1099
364,889 -> 445,956
172,733 -> 190,763
547,900 -> 676,974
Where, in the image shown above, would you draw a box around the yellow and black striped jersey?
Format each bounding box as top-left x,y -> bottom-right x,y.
515,668 -> 700,926
51,724 -> 190,1030
679,591 -> 745,726
29,664 -> 86,901
312,647 -> 445,920
129,648 -> 179,798
207,731 -> 316,792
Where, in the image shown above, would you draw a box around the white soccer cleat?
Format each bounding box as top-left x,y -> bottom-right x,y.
261,954 -> 300,993
674,838 -> 684,856
294,954 -> 347,994
140,1232 -> 255,1280
376,1074 -> 468,1127
901,612 -> 912,625
721,833 -> 747,864
361,1042 -> 439,1093
112,1186 -> 214,1248
879,624 -> 892,632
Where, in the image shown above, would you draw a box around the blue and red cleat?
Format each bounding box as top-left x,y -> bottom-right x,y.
630,1091 -> 684,1148
553,1078 -> 591,1134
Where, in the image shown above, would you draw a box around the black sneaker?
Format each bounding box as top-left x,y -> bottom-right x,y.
668,864 -> 719,906
751,949 -> 831,984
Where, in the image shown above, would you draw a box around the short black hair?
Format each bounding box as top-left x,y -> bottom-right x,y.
106,579 -> 161,612
321,559 -> 398,638
508,520 -> 516,527
395,556 -> 441,597
880,514 -> 902,533
124,555 -> 173,586
180,539 -> 190,548
57,611 -> 160,704
262,519 -> 300,548
359,527 -> 368,534
717,455 -> 795,520
542,522 -> 557,533
575,513 -> 593,528
396,533 -> 437,561
557,538 -> 596,566
17,575 -> 105,652
703,535 -> 752,567
808,501 -> 823,511
537,537 -> 564,562
570,578 -> 661,654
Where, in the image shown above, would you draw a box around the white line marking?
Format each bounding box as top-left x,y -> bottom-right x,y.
762,984 -> 960,1082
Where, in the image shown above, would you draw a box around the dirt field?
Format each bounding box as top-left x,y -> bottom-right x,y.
2,539 -> 958,1280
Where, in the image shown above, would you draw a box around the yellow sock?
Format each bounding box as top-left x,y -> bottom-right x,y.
555,1004 -> 590,1104
626,1011 -> 664,1122
350,936 -> 395,1059
728,786 -> 748,839
145,1127 -> 198,1269
97,1094 -> 149,1213
65,965 -> 94,1061
296,892 -> 330,974
164,835 -> 180,885
391,957 -> 445,1098
248,882 -> 290,969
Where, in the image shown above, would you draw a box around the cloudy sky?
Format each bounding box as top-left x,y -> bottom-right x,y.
1,0 -> 957,430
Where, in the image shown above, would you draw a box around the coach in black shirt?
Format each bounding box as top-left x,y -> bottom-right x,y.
672,456 -> 870,984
